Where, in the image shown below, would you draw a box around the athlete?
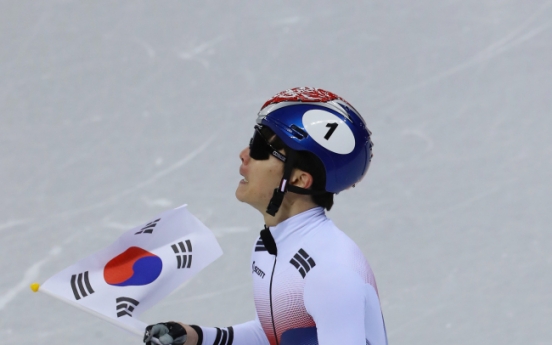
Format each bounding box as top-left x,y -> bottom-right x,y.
143,87 -> 388,345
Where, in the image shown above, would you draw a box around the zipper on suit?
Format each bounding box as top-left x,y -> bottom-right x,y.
269,256 -> 279,345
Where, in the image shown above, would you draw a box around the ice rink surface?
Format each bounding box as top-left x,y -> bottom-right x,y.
1,1 -> 551,344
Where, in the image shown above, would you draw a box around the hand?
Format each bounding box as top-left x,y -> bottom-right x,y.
143,322 -> 187,345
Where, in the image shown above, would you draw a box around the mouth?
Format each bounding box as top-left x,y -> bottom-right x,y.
239,166 -> 248,183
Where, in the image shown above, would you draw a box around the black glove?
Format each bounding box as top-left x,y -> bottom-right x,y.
143,322 -> 187,345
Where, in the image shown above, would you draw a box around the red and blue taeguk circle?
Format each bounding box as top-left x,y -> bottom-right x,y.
103,247 -> 162,286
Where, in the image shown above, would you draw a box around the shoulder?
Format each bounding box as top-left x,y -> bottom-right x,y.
302,262 -> 367,322
305,220 -> 373,274
306,219 -> 362,253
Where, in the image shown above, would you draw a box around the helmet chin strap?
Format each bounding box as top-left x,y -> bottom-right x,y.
266,150 -> 327,217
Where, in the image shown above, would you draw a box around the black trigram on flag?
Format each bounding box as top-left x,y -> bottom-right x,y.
135,218 -> 160,235
171,240 -> 192,269
70,271 -> 95,300
289,249 -> 316,278
116,297 -> 139,317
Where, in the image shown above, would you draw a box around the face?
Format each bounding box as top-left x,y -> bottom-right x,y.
235,139 -> 285,213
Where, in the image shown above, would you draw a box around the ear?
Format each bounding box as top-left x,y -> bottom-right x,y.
290,169 -> 313,190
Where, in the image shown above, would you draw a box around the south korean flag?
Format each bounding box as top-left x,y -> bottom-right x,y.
37,205 -> 223,335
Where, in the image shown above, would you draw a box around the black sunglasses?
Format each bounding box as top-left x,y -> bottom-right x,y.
249,125 -> 287,163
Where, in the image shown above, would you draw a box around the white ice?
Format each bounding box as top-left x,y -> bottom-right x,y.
1,1 -> 551,344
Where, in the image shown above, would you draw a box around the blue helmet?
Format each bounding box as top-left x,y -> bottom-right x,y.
256,87 -> 373,194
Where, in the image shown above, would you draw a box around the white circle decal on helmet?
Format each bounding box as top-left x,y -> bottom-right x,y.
302,109 -> 355,154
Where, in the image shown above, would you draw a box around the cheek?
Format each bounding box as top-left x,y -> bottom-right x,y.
254,170 -> 279,196
250,165 -> 283,198
265,165 -> 284,187
237,160 -> 283,202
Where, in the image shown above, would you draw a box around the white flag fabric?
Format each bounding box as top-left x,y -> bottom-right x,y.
40,205 -> 222,335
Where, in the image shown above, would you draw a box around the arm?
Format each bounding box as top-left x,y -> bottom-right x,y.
183,317 -> 268,345
303,265 -> 386,345
146,318 -> 269,345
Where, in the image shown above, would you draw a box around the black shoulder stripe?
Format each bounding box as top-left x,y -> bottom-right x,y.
255,237 -> 267,252
259,228 -> 277,255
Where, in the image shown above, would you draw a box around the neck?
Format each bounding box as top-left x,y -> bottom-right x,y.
262,195 -> 319,227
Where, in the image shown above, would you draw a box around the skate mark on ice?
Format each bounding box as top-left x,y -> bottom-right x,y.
212,226 -> 256,238
178,35 -> 227,69
0,220 -> 31,232
378,1 -> 552,106
52,134 -> 217,219
430,179 -> 518,219
271,16 -> 303,26
132,37 -> 156,58
141,197 -> 173,208
167,282 -> 251,305
401,129 -> 434,153
388,303 -> 446,337
102,219 -> 139,231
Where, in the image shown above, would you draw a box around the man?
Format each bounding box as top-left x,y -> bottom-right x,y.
144,87 -> 388,345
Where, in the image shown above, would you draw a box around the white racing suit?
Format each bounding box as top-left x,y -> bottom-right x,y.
195,207 -> 387,345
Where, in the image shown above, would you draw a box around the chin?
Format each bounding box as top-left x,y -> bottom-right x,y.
235,185 -> 247,203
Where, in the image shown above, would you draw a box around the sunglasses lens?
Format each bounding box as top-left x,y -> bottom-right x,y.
249,131 -> 271,160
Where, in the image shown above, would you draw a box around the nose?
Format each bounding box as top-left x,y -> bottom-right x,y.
239,147 -> 250,163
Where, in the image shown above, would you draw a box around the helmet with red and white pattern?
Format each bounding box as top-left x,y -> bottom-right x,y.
257,87 -> 373,193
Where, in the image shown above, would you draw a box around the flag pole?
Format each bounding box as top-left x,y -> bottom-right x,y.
31,283 -> 145,337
